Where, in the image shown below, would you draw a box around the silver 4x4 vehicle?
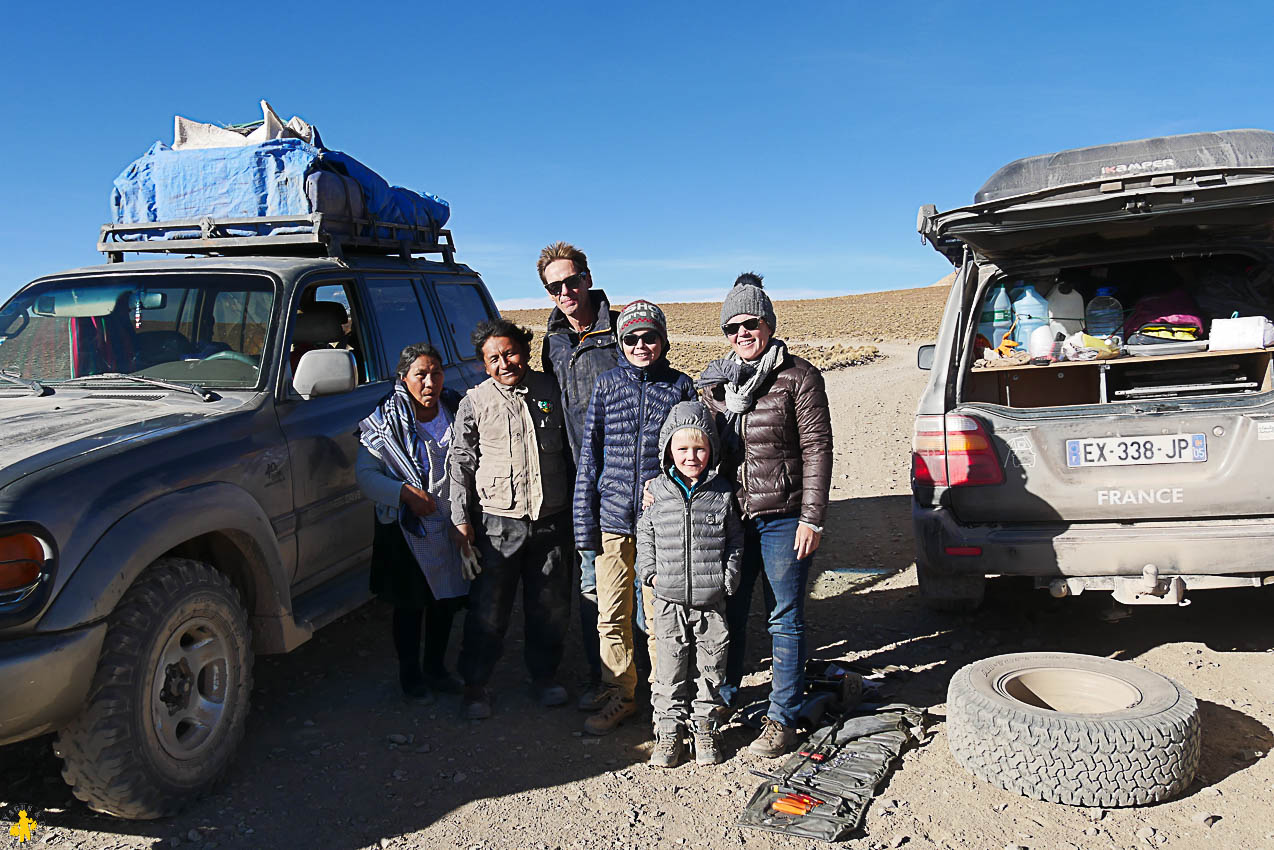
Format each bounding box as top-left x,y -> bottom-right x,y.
913,129 -> 1274,610
0,217 -> 494,817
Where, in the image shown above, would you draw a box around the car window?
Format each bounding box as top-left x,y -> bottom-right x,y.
212,289 -> 272,356
0,273 -> 274,387
363,277 -> 446,375
434,281 -> 493,361
287,280 -> 372,388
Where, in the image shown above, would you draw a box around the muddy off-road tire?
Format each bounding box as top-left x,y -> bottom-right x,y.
54,558 -> 253,819
946,652 -> 1200,807
917,561 -> 986,612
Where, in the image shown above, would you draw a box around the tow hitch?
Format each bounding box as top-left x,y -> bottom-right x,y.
1048,565 -> 1190,606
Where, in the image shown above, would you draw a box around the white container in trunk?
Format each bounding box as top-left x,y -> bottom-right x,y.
1208,315 -> 1274,350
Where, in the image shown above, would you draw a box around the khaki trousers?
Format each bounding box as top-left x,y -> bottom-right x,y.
596,532 -> 657,700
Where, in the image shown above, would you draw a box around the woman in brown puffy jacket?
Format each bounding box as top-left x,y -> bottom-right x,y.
698,273 -> 833,759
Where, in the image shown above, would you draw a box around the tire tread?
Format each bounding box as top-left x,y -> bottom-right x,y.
53,558 -> 252,819
946,656 -> 1200,807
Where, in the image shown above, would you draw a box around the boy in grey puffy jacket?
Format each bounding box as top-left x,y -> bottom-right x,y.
637,401 -> 743,767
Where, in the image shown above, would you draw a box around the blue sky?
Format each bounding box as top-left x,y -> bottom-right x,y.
1,1 -> 1268,309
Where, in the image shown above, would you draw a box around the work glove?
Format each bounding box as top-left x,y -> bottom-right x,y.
459,543 -> 482,581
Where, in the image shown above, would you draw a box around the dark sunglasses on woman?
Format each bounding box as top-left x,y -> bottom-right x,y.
622,331 -> 661,347
544,272 -> 587,297
723,317 -> 762,336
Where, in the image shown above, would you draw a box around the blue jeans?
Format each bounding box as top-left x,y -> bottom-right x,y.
721,513 -> 811,728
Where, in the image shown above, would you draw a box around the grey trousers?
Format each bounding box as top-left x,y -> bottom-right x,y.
650,595 -> 728,733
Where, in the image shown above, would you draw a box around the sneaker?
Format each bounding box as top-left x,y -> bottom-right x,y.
463,687 -> 492,721
749,716 -> 798,758
533,681 -> 568,708
584,694 -> 636,736
577,681 -> 616,712
649,729 -> 685,768
693,727 -> 724,765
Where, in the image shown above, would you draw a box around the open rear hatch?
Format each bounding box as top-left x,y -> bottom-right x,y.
919,130 -> 1274,526
919,130 -> 1274,266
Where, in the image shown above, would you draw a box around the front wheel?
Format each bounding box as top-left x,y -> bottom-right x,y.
54,558 -> 253,819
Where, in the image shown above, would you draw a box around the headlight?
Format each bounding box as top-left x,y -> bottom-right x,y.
0,533 -> 48,599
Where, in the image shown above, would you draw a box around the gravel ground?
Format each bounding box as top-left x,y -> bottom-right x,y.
2,319 -> 1273,849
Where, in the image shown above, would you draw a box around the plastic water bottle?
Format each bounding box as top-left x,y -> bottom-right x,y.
1047,282 -> 1085,337
1011,282 -> 1050,346
1085,287 -> 1125,340
978,282 -> 1012,349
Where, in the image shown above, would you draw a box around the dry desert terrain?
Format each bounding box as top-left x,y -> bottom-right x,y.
2,284 -> 1273,850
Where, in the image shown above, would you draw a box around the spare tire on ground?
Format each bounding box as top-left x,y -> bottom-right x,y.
946,652 -> 1200,807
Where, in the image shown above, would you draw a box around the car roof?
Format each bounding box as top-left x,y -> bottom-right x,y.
975,129 -> 1274,204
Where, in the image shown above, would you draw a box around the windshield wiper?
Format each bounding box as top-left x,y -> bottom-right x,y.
0,370 -> 49,397
62,373 -> 216,402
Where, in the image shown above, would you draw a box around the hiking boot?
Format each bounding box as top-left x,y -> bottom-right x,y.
648,728 -> 685,768
693,727 -> 724,765
463,687 -> 492,721
577,681 -> 616,712
749,716 -> 798,758
533,680 -> 568,708
584,694 -> 636,736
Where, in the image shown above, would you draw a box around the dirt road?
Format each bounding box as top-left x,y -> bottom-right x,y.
3,342 -> 1273,850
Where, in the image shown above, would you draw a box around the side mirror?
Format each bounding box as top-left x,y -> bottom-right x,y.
917,344 -> 936,371
293,349 -> 356,399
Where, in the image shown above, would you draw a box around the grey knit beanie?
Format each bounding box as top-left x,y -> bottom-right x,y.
720,272 -> 776,333
617,299 -> 668,340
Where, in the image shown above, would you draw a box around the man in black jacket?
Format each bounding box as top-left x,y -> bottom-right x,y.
538,241 -> 620,712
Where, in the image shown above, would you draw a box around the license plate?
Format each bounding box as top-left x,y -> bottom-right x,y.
1066,434 -> 1207,468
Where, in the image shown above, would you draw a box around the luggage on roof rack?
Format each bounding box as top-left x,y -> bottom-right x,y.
105,137 -> 453,262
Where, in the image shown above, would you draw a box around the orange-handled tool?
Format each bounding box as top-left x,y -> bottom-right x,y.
772,799 -> 810,816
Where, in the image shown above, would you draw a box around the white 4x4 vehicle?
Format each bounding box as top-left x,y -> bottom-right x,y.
913,129 -> 1274,610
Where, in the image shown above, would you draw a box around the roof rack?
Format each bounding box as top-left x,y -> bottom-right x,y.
98,213 -> 455,264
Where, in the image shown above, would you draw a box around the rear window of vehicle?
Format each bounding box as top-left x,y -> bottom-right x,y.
364,277 -> 447,374
434,281 -> 493,361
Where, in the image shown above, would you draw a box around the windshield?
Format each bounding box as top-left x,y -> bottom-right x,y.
0,272 -> 276,387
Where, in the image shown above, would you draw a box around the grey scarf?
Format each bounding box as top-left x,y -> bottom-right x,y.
697,339 -> 786,434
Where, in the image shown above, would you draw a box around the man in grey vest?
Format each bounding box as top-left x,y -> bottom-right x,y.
450,318 -> 573,720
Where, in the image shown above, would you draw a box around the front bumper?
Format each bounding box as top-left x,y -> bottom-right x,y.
0,623 -> 106,747
913,502 -> 1274,579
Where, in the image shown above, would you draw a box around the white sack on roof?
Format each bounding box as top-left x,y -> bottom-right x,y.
173,100 -> 317,150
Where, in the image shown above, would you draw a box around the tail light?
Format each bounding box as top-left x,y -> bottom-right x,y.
912,414 -> 1004,487
0,533 -> 45,593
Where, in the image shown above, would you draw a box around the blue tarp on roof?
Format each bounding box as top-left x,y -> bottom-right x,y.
111,138 -> 450,238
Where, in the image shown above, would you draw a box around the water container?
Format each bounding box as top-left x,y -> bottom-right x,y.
1047,282 -> 1085,337
1085,287 -> 1125,340
1028,325 -> 1056,359
1011,282 -> 1050,346
977,282 -> 1012,350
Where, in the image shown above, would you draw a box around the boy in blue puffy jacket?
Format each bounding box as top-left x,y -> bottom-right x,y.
574,300 -> 696,735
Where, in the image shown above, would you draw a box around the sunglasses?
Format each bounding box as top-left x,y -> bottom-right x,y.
622,331 -> 661,347
723,317 -> 763,336
544,272 -> 587,297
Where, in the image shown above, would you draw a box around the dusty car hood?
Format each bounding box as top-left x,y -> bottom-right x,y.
0,393 -> 227,489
